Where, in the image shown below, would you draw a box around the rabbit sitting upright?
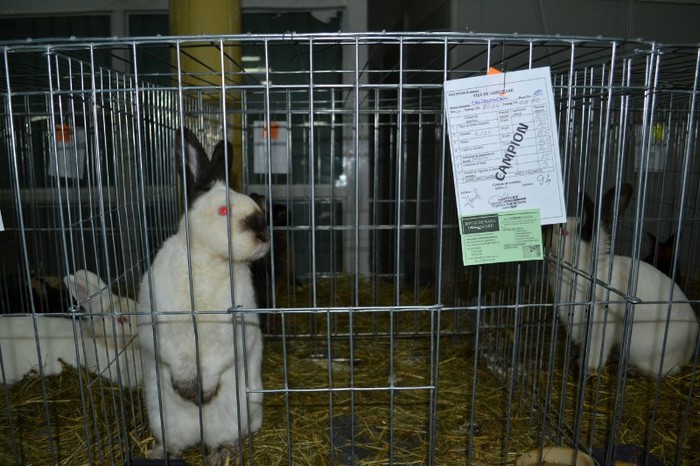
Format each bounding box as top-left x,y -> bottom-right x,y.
549,183 -> 698,379
137,128 -> 270,465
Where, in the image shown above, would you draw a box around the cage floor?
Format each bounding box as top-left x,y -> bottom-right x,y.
1,328 -> 698,466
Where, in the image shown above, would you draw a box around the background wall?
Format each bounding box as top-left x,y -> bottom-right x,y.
370,0 -> 700,44
2,0 -> 698,44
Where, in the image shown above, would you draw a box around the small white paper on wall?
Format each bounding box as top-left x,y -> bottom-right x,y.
48,125 -> 86,179
253,121 -> 289,174
633,123 -> 667,173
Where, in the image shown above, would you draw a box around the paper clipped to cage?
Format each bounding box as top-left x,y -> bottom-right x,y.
444,66 -> 566,266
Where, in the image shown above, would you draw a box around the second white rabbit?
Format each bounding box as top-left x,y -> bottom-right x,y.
0,270 -> 139,387
549,184 -> 698,378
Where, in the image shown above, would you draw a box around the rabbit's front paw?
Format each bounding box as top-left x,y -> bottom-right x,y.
207,443 -> 237,466
147,443 -> 182,460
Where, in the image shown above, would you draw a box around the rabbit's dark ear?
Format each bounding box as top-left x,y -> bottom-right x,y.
175,128 -> 213,204
580,193 -> 595,242
601,182 -> 633,229
659,234 -> 676,262
210,140 -> 234,183
642,232 -> 657,259
662,233 -> 675,247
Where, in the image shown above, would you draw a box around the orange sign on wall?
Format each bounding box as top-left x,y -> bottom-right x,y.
261,121 -> 280,140
56,124 -> 71,142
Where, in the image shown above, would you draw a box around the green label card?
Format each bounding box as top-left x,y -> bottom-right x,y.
460,209 -> 543,266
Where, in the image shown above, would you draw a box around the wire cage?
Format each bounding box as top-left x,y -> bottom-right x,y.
0,33 -> 698,465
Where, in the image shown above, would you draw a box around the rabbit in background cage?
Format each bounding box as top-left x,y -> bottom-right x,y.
249,193 -> 295,334
642,232 -> 682,285
137,128 -> 269,464
0,270 -> 139,387
249,193 -> 290,309
549,183 -> 699,379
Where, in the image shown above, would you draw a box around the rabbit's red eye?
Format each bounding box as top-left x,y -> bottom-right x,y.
217,206 -> 229,216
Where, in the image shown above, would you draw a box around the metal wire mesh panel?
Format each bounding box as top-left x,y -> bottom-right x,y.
0,33 -> 698,466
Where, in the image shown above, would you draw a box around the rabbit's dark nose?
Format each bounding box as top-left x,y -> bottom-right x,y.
257,228 -> 270,244
244,210 -> 270,244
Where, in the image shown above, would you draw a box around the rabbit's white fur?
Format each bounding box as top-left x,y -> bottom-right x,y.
0,270 -> 139,387
137,128 -> 269,462
549,185 -> 698,378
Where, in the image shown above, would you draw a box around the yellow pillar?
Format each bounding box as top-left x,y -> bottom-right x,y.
169,0 -> 240,36
170,0 -> 244,192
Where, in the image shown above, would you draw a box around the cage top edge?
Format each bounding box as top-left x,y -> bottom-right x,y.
0,31 -> 688,51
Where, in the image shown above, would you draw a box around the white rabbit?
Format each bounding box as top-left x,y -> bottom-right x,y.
0,270 -> 139,387
0,314 -> 85,384
64,269 -> 141,388
137,128 -> 270,464
549,183 -> 699,378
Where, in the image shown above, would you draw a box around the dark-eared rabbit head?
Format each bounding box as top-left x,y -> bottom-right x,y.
0,273 -> 73,315
175,128 -> 270,263
551,183 -> 633,264
31,276 -> 73,313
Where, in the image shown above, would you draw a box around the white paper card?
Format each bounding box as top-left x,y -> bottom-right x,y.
0,210 -> 4,231
48,126 -> 86,179
253,121 -> 289,174
633,123 -> 666,173
444,67 -> 566,225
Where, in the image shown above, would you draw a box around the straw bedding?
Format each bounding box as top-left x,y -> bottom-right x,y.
1,278 -> 698,465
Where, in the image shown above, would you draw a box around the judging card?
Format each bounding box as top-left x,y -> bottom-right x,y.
444,67 -> 566,265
